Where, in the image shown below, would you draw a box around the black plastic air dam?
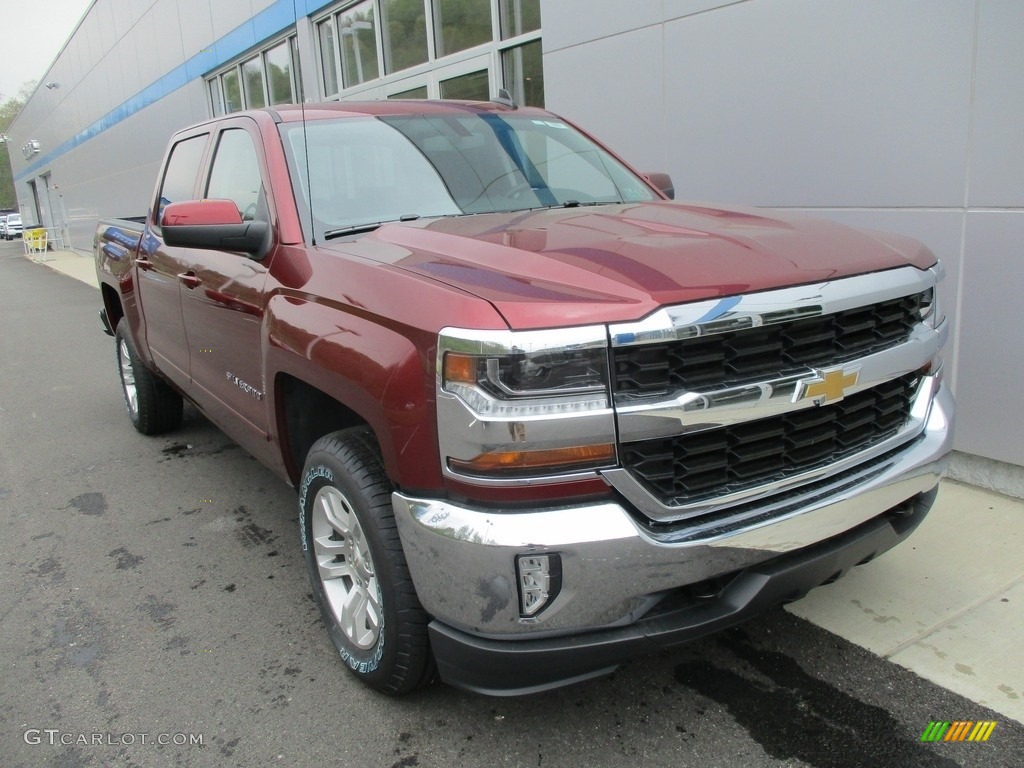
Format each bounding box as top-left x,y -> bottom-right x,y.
427,486 -> 938,696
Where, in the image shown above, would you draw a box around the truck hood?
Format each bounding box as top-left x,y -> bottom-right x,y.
340,202 -> 936,330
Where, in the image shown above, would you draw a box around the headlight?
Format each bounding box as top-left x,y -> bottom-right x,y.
437,327 -> 617,482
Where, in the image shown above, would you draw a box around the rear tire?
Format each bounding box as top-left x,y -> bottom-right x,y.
115,323 -> 183,435
300,427 -> 434,695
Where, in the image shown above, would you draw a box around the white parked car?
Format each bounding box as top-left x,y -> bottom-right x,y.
2,213 -> 23,240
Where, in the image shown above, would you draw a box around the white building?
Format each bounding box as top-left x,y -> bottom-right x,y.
8,0 -> 1023,491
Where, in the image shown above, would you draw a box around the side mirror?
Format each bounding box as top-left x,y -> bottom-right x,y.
644,172 -> 675,200
161,199 -> 271,261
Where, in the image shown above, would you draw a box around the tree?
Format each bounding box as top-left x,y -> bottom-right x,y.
0,81 -> 37,210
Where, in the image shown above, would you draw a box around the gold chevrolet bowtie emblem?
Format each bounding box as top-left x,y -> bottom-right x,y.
798,367 -> 859,405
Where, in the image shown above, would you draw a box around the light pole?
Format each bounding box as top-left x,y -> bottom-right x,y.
341,20 -> 373,85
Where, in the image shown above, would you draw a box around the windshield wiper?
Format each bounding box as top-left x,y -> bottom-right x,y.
324,214 -> 420,240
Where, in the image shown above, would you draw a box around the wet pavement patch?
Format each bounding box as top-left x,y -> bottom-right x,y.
108,547 -> 144,570
69,492 -> 107,515
675,628 -> 961,768
139,595 -> 177,629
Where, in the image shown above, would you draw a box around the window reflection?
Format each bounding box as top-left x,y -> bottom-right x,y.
499,0 -> 541,39
207,130 -> 264,222
381,0 -> 428,74
209,79 -> 224,116
502,39 -> 543,107
242,57 -> 266,109
320,19 -> 340,97
223,69 -> 242,113
339,1 -> 379,87
265,42 -> 293,105
439,70 -> 489,101
389,85 -> 428,99
433,0 -> 491,57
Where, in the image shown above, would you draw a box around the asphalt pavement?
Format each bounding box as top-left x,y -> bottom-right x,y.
1,241 -> 1022,767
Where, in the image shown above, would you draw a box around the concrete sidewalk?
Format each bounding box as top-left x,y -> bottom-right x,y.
28,247 -> 99,288
28,246 -> 1024,725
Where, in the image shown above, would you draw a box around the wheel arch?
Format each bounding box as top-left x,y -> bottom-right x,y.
265,294 -> 443,493
101,283 -> 125,331
276,374 -> 368,485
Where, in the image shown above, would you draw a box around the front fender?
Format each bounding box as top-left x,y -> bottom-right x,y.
263,293 -> 440,491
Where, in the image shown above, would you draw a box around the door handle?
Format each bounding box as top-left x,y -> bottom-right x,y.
135,257 -> 153,271
177,271 -> 201,289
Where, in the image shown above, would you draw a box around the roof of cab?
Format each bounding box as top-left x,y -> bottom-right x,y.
268,99 -> 548,123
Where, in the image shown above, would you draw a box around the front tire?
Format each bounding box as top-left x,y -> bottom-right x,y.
300,428 -> 433,695
114,323 -> 182,434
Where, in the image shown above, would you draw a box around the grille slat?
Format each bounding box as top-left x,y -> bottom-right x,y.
621,373 -> 920,506
614,292 -> 924,397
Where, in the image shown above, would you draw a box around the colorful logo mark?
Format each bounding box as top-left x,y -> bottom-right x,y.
920,721 -> 997,742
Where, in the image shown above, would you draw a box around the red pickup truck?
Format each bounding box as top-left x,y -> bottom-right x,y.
94,100 -> 953,696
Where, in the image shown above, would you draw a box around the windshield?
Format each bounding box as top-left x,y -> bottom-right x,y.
280,112 -> 656,241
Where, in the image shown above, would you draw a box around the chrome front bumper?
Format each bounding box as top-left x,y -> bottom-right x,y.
393,382 -> 954,643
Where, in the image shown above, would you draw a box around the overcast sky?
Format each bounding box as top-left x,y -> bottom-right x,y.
0,0 -> 93,101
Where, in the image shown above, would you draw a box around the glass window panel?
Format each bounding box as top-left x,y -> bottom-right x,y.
206,129 -> 264,222
501,39 -> 544,107
381,0 -> 428,74
319,18 -> 340,97
291,36 -> 304,101
209,79 -> 224,116
378,113 -> 656,214
279,118 -> 461,239
499,0 -> 540,39
265,41 -> 293,105
439,69 -> 490,101
223,69 -> 242,113
242,56 -> 266,108
433,0 -> 491,58
339,1 -> 379,87
389,85 -> 428,99
156,134 -> 208,220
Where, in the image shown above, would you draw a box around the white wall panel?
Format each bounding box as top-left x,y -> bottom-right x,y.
545,26 -> 666,173
211,0 -> 255,40
176,0 -> 217,60
663,0 -> 749,21
955,212 -> 1024,466
95,0 -> 116,53
128,0 -> 157,27
153,1 -> 186,77
660,0 -> 973,208
541,0 -> 663,53
967,0 -> 1024,207
116,33 -> 145,98
110,0 -> 132,42
133,11 -> 162,87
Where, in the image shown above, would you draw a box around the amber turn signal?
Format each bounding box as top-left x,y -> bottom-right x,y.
449,444 -> 615,476
443,352 -> 479,385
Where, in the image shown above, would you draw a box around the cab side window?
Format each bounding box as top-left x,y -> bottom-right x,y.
156,134 -> 208,223
206,129 -> 265,222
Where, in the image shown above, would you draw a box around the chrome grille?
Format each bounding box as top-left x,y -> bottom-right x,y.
620,373 -> 920,506
613,292 -> 926,397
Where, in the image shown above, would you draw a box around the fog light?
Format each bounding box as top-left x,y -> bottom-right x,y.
516,554 -> 562,617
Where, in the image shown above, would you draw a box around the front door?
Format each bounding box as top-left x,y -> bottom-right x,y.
179,123 -> 272,437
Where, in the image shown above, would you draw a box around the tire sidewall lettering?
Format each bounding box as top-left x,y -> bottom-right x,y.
298,464 -> 334,553
300,460 -> 384,673
336,582 -> 386,673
